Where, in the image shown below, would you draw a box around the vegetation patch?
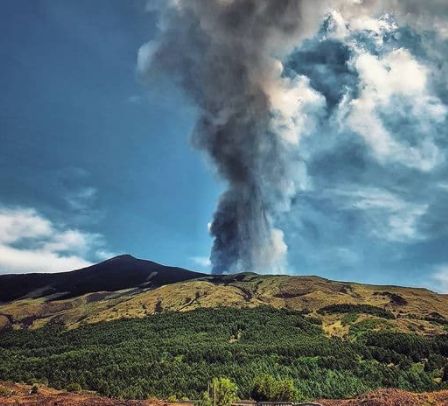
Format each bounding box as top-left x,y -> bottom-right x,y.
349,318 -> 393,338
0,307 -> 446,401
373,292 -> 408,306
425,312 -> 448,325
318,304 -> 395,319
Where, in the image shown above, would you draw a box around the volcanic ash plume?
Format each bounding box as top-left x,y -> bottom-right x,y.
139,0 -> 326,274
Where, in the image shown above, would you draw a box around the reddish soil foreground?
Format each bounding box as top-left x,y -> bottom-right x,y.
319,388 -> 448,406
2,384 -> 448,406
0,381 -> 173,406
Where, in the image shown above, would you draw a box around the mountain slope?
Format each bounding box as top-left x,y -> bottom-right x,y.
0,265 -> 447,335
1,258 -> 447,403
0,255 -> 205,303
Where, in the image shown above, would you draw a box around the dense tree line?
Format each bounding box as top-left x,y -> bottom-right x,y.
0,307 -> 446,401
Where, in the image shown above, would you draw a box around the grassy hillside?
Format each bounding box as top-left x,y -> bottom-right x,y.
1,273 -> 447,336
0,307 -> 447,401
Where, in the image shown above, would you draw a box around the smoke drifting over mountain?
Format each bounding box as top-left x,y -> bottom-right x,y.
141,0 -> 448,275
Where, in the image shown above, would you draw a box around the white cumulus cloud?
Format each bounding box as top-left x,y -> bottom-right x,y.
342,47 -> 446,171
0,206 -> 113,274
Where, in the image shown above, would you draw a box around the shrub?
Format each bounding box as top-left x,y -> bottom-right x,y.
251,375 -> 300,402
209,377 -> 238,406
197,390 -> 212,406
66,383 -> 82,392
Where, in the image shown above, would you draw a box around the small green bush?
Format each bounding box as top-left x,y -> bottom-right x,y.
251,374 -> 301,402
66,383 -> 82,392
209,377 -> 238,406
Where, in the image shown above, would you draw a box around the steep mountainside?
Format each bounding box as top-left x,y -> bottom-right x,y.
0,255 -> 205,303
0,262 -> 447,335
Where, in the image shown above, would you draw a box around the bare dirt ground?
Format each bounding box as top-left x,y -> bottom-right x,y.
319,388 -> 448,406
2,382 -> 448,406
0,381 -> 170,406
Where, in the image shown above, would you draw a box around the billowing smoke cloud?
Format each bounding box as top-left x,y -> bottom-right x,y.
140,0 -> 448,275
139,0 -> 327,274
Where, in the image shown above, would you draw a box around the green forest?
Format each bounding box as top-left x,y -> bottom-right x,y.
0,307 -> 447,401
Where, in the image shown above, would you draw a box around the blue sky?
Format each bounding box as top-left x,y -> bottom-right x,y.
1,0 -> 448,292
0,0 -> 220,273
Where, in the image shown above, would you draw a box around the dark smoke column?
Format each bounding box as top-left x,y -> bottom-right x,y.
140,0 -> 324,274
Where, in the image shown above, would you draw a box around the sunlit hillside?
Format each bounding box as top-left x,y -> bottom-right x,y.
1,271 -> 447,336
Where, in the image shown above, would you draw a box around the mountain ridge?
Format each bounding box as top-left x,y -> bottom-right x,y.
0,255 -> 205,303
0,256 -> 447,336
